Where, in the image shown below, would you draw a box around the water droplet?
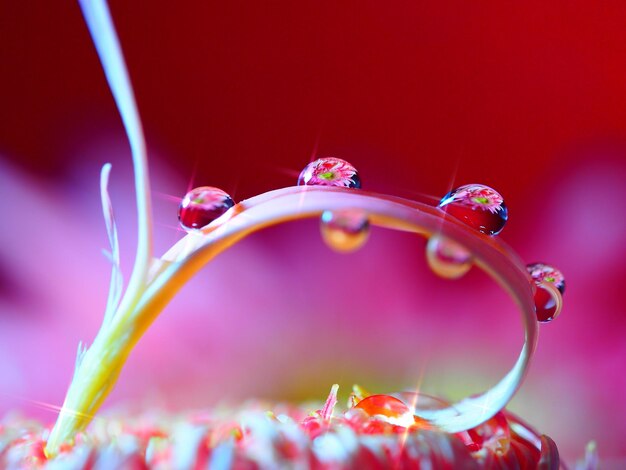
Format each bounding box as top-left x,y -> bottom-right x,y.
355,395 -> 415,427
320,210 -> 370,253
438,184 -> 508,235
527,263 -> 564,322
298,157 -> 361,188
526,262 -> 565,294
178,186 -> 235,231
426,235 -> 472,279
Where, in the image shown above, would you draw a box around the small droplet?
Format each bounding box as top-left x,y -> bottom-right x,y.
355,395 -> 415,427
426,235 -> 472,279
438,184 -> 508,235
320,210 -> 370,253
298,157 -> 361,188
527,263 -> 564,322
526,262 -> 565,294
178,186 -> 234,231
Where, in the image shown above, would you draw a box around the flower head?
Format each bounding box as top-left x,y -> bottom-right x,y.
1,386 -> 564,468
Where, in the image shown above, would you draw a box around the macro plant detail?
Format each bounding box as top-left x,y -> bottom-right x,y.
0,0 -> 583,467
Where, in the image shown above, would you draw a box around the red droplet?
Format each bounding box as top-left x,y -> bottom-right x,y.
438,184 -> 508,235
178,186 -> 235,231
355,395 -> 414,425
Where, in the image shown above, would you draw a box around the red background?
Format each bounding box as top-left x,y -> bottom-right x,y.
1,1 -> 626,464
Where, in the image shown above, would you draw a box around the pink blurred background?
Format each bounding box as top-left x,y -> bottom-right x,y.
1,1 -> 626,465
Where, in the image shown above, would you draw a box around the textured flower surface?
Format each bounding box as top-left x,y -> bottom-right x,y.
0,386 -> 563,469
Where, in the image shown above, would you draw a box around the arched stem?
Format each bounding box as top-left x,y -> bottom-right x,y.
46,186 -> 538,456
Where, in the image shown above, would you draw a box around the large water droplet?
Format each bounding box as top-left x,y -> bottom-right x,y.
298,157 -> 361,188
355,395 -> 415,427
438,184 -> 508,235
320,210 -> 370,253
527,262 -> 565,322
178,186 -> 235,231
426,235 -> 472,279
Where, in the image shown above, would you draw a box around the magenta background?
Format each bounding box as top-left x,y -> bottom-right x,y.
1,1 -> 626,464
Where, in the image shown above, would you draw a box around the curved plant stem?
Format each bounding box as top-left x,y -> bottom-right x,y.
78,0 -> 153,313
45,186 -> 538,456
47,0 -> 153,456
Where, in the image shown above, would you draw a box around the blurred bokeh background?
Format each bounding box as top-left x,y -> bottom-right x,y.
1,1 -> 625,464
